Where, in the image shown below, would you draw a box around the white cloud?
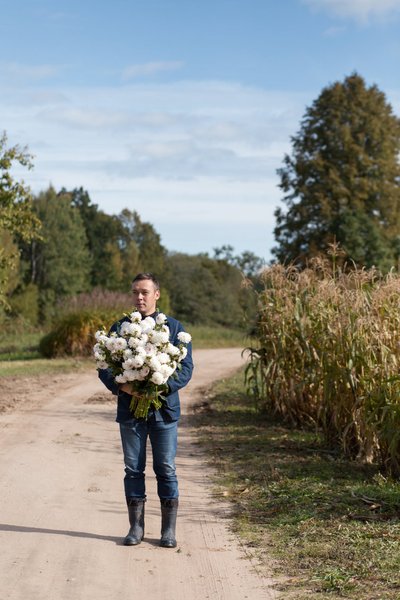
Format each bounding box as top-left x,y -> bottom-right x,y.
61,142 -> 275,181
42,107 -> 135,129
6,76 -> 397,260
121,61 -> 184,80
0,61 -> 64,82
303,0 -> 400,23
22,81 -> 305,184
1,78 -> 311,259
323,25 -> 347,36
40,106 -> 181,130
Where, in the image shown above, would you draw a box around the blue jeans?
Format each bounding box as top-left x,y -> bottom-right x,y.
119,415 -> 178,500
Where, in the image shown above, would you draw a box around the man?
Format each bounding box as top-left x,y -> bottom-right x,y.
98,273 -> 194,548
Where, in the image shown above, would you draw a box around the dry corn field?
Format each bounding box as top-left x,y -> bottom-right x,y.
246,255 -> 400,477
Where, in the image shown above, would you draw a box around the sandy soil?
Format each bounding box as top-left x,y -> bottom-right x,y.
0,348 -> 277,600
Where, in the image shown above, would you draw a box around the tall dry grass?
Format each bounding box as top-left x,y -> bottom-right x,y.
247,252 -> 400,476
39,289 -> 135,358
57,288 -> 133,315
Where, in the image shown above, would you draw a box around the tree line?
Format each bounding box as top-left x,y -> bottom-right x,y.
1,173 -> 260,328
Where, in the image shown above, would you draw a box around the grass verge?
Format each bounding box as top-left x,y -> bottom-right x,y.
0,329 -> 93,376
0,357 -> 93,378
194,369 -> 400,599
0,325 -> 247,358
189,325 -> 250,349
0,330 -> 43,361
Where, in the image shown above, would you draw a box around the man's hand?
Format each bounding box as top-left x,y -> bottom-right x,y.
119,383 -> 133,395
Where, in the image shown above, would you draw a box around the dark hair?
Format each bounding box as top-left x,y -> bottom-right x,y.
132,272 -> 160,291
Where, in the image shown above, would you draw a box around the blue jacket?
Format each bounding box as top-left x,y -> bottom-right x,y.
98,313 -> 194,422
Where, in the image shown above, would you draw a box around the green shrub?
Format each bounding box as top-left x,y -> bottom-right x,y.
39,292 -> 171,358
39,310 -> 120,357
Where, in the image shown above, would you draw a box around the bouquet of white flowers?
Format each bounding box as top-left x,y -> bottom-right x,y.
93,311 -> 192,419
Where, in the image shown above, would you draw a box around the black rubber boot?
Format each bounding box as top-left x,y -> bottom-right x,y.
124,497 -> 145,546
160,498 -> 178,548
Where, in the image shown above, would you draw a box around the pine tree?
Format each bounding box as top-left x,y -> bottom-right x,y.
69,187 -> 126,289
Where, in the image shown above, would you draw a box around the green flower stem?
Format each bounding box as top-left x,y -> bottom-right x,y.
129,387 -> 163,419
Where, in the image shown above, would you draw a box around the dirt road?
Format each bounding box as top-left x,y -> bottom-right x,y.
0,348 -> 276,600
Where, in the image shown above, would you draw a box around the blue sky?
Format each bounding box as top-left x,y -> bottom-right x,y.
1,0 -> 399,261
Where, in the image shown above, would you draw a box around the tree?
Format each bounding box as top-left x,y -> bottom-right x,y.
0,230 -> 21,297
165,252 -> 243,326
273,73 -> 400,270
213,245 -> 264,276
0,133 -> 41,305
66,191 -> 167,290
68,187 -> 127,290
24,187 -> 92,321
118,209 -> 166,276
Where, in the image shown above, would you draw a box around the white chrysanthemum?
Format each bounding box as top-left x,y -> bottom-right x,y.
120,321 -> 141,337
179,347 -> 188,360
94,351 -> 106,361
159,364 -> 174,379
95,330 -> 107,341
139,366 -> 150,378
131,323 -> 142,336
144,342 -> 157,356
96,360 -> 109,370
137,334 -> 148,347
149,330 -> 169,345
114,337 -> 128,351
136,346 -> 146,357
167,343 -> 180,357
128,336 -> 140,348
157,330 -> 170,344
140,316 -> 156,332
93,342 -> 102,353
124,369 -> 139,382
177,331 -> 192,344
156,313 -> 167,324
149,356 -> 162,372
123,349 -> 133,358
119,322 -> 130,336
151,371 -> 166,385
122,358 -> 135,370
115,373 -> 127,383
131,355 -> 145,368
130,311 -> 142,322
148,330 -> 160,344
157,352 -> 170,364
105,338 -> 117,351
134,369 -> 146,381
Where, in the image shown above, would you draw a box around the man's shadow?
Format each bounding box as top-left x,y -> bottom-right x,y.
0,523 -> 162,547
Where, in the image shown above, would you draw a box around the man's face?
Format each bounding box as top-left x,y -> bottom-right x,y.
131,279 -> 160,316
